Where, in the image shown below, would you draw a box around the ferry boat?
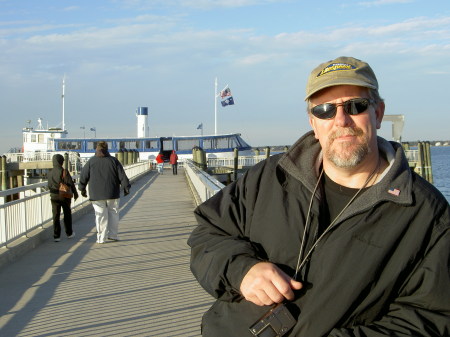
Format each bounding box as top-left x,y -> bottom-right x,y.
49,131 -> 253,161
13,113 -> 253,163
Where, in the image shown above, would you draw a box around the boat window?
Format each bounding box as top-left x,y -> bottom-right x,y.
144,140 -> 158,150
118,140 -> 141,150
176,139 -> 199,151
88,141 -> 97,150
31,135 -> 37,143
57,141 -> 82,150
203,136 -> 238,150
38,134 -> 45,143
88,141 -> 113,150
162,139 -> 173,151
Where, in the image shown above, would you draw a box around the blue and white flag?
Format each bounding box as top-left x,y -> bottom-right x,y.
220,87 -> 234,107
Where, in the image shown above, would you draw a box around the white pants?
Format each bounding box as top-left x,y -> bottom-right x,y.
92,199 -> 120,243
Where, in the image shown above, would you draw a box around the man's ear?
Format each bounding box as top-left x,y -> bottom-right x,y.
375,101 -> 385,130
309,115 -> 319,139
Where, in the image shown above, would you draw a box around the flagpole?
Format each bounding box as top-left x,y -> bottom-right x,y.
214,77 -> 218,135
62,75 -> 66,132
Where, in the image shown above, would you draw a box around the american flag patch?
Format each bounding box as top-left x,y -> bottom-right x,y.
388,188 -> 401,196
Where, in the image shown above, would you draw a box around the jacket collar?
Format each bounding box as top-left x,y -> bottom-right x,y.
278,131 -> 413,209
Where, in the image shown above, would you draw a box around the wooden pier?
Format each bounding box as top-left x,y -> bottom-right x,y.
0,169 -> 212,337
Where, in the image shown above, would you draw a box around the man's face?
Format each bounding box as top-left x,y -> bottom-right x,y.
309,85 -> 384,169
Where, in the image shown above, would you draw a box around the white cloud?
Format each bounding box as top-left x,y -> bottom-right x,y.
179,0 -> 286,9
358,0 -> 413,7
63,6 -> 79,12
235,53 -> 280,66
113,0 -> 289,10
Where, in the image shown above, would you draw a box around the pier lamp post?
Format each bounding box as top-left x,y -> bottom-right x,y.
80,126 -> 85,138
90,127 -> 96,138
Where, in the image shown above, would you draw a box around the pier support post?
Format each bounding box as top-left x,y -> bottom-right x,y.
199,147 -> 207,171
1,155 -> 7,191
233,148 -> 238,182
424,142 -> 433,184
117,149 -> 124,165
64,153 -> 69,172
265,146 -> 271,159
417,142 -> 424,179
416,141 -> 433,183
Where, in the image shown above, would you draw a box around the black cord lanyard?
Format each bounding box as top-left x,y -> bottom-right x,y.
293,162 -> 379,280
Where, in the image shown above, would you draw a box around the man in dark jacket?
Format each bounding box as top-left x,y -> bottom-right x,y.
47,154 -> 78,242
188,57 -> 450,336
78,141 -> 130,244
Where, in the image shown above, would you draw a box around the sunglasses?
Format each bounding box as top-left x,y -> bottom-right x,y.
310,98 -> 374,120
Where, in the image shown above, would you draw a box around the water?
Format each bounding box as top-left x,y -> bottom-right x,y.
431,146 -> 450,203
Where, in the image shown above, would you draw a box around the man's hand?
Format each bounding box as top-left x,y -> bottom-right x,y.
124,188 -> 130,196
240,262 -> 303,306
81,190 -> 87,198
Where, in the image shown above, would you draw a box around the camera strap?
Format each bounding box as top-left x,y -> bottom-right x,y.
293,160 -> 380,280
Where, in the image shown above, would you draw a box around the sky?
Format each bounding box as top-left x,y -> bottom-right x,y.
1,0 -> 450,154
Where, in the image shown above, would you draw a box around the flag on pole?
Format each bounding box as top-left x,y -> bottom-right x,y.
220,87 -> 234,107
197,123 -> 203,130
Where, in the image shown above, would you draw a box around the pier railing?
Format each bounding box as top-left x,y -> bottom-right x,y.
184,159 -> 225,205
0,161 -> 151,248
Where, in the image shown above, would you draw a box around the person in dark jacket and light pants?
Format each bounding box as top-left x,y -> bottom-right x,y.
47,154 -> 79,242
78,141 -> 130,244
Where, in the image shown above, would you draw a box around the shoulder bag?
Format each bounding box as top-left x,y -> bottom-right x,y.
59,169 -> 73,199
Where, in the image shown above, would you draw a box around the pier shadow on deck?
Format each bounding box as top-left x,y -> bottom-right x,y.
0,169 -> 213,337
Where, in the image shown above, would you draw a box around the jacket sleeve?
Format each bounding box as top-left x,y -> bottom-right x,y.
116,160 -> 130,190
188,169 -> 265,302
328,219 -> 450,337
78,161 -> 90,193
64,170 -> 79,198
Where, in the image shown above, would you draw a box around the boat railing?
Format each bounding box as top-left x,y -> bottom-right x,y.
4,151 -> 82,163
0,161 -> 152,248
184,159 -> 225,205
207,155 -> 267,168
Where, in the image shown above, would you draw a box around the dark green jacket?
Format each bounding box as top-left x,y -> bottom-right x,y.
188,131 -> 450,337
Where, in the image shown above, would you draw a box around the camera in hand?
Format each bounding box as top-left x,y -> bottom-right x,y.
249,303 -> 296,337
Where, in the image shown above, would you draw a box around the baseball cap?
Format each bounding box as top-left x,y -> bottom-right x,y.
305,56 -> 378,100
